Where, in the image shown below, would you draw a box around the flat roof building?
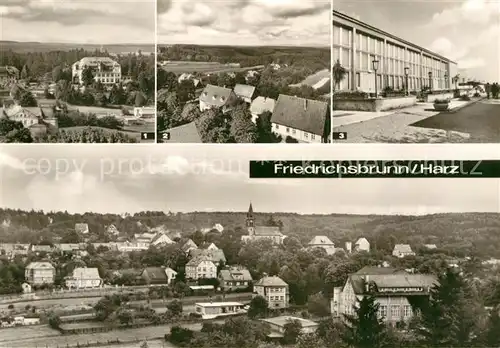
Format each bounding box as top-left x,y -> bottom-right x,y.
332,10 -> 458,94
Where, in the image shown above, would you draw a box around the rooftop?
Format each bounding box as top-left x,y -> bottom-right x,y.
200,84 -> 233,107
195,302 -> 244,307
165,121 -> 202,143
261,316 -> 318,328
255,276 -> 288,287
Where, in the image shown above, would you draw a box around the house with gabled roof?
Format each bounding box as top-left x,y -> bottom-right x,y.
249,96 -> 276,123
199,84 -> 238,113
354,237 -> 370,252
186,256 -> 217,280
308,236 -> 336,255
182,239 -> 198,254
392,244 -> 416,258
25,262 -> 55,285
65,267 -> 102,289
241,203 -> 286,245
163,121 -> 202,143
189,248 -> 226,266
233,84 -> 255,103
271,94 -> 329,143
75,223 -> 89,235
331,268 -> 437,324
106,224 -> 119,236
253,275 -> 289,309
219,266 -> 253,291
141,267 -> 169,285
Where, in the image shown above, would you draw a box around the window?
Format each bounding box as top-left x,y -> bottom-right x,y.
362,53 -> 369,70
332,47 -> 340,63
379,305 -> 387,318
341,28 -> 350,46
304,133 -> 309,138
363,35 -> 368,51
333,26 -> 341,44
342,48 -> 350,67
286,127 -> 290,133
292,129 -> 296,134
311,135 -> 315,140
404,305 -> 412,317
391,305 -> 401,319
275,124 -> 279,129
356,73 -> 361,87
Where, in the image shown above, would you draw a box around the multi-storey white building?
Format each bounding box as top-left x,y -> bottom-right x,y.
25,262 -> 55,286
72,57 -> 121,85
253,276 -> 289,309
185,257 -> 217,280
332,10 -> 458,93
65,267 -> 102,289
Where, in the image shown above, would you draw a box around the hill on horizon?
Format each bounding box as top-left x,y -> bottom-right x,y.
0,41 -> 154,54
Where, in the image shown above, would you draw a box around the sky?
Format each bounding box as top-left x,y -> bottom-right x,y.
1,0 -> 155,44
157,0 -> 331,46
334,0 -> 500,82
0,144 -> 499,216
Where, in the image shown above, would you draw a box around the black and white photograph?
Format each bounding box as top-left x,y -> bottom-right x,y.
0,144 -> 499,348
0,0 -> 156,143
156,0 -> 331,144
332,0 -> 500,143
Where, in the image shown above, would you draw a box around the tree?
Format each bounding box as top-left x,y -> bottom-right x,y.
282,319 -> 303,345
81,66 -> 94,86
20,64 -> 29,80
0,118 -> 24,135
416,268 -> 473,347
229,104 -> 258,143
342,295 -> 389,348
117,308 -> 134,326
307,293 -> 331,318
167,299 -> 183,316
19,91 -> 37,107
482,306 -> 500,346
139,341 -> 149,348
256,111 -> 280,143
135,92 -> 146,107
332,59 -> 347,110
6,128 -> 33,143
168,326 -> 194,345
297,333 -> 325,348
248,295 -> 268,319
48,313 -> 61,329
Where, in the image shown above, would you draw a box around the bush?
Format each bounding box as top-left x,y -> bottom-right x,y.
473,92 -> 481,97
334,90 -> 369,100
460,95 -> 471,101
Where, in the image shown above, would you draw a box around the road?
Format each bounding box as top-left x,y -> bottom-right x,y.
411,99 -> 500,142
0,293 -> 252,311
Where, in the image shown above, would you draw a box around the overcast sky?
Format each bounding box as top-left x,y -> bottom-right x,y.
1,0 -> 155,44
0,145 -> 498,216
334,0 -> 500,82
157,0 -> 330,46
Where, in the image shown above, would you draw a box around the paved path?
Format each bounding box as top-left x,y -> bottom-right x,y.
331,99 -> 494,143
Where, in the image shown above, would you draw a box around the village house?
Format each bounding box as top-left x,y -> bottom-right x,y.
165,267 -> 177,285
233,84 -> 255,103
190,248 -> 226,267
307,236 -> 336,255
260,316 -> 318,338
0,66 -> 19,86
65,267 -> 102,289
182,239 -> 198,254
352,237 -> 370,252
219,266 -> 253,291
106,224 -> 120,236
1,104 -> 58,137
199,84 -> 238,113
185,256 -> 217,280
393,244 -> 416,258
253,275 -> 289,309
141,267 -> 170,285
150,232 -> 175,247
200,242 -> 219,251
249,96 -> 276,123
241,203 -> 286,245
30,244 -> 53,254
270,95 -> 329,143
25,262 -> 55,286
75,223 -> 89,234
331,267 -> 436,325
424,244 -> 437,250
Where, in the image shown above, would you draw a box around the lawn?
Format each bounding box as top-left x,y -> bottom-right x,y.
162,63 -> 265,74
290,69 -> 330,89
66,105 -> 124,117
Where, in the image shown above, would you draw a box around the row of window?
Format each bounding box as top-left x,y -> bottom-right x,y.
340,71 -> 449,91
269,295 -> 285,301
267,287 -> 285,292
225,281 -> 248,286
274,124 -> 317,140
379,305 -> 412,319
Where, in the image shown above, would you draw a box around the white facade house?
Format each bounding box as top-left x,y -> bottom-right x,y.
72,57 -> 121,85
253,276 -> 289,309
249,96 -> 275,123
199,84 -> 238,113
185,258 -> 217,280
75,223 -> 89,234
65,267 -> 102,289
355,237 -> 370,252
392,244 -> 416,258
25,262 -> 55,286
165,267 -> 178,285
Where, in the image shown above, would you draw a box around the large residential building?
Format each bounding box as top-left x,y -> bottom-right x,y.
199,84 -> 238,112
25,262 -> 55,286
392,244 -> 416,258
331,266 -> 436,324
72,57 -> 121,85
0,66 -> 19,86
253,275 -> 289,309
332,10 -> 458,93
270,95 -> 329,143
219,266 -> 253,291
65,267 -> 103,289
241,203 -> 286,245
185,257 -> 217,280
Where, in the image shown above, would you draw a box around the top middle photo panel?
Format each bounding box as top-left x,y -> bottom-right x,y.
156,0 -> 332,144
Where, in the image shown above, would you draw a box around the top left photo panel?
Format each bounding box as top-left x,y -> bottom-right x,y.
0,0 -> 156,143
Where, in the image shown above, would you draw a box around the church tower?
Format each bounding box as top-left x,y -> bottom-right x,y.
246,202 -> 255,235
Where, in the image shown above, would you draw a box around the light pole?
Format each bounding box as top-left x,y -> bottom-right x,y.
404,67 -> 410,96
372,59 -> 379,98
428,71 -> 433,91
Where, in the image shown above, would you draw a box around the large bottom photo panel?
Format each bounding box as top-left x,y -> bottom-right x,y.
0,144 -> 499,347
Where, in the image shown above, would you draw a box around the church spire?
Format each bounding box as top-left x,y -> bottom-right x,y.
247,202 -> 253,217
246,202 -> 255,231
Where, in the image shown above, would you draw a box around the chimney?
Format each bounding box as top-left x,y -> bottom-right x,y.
303,99 -> 307,110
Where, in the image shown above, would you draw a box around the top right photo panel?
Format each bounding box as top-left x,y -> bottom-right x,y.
332,1 -> 500,143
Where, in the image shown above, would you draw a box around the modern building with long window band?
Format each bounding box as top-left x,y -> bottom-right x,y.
332,10 -> 458,93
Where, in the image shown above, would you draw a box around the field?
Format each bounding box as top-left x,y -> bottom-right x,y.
67,105 -> 124,117
0,41 -> 154,54
290,69 -> 330,89
161,62 -> 265,74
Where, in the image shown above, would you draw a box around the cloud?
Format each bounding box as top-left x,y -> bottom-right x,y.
458,57 -> 486,69
430,0 -> 500,27
158,0 -> 330,46
0,152 -> 26,170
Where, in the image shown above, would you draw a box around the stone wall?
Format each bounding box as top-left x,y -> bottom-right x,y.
334,96 -> 417,112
